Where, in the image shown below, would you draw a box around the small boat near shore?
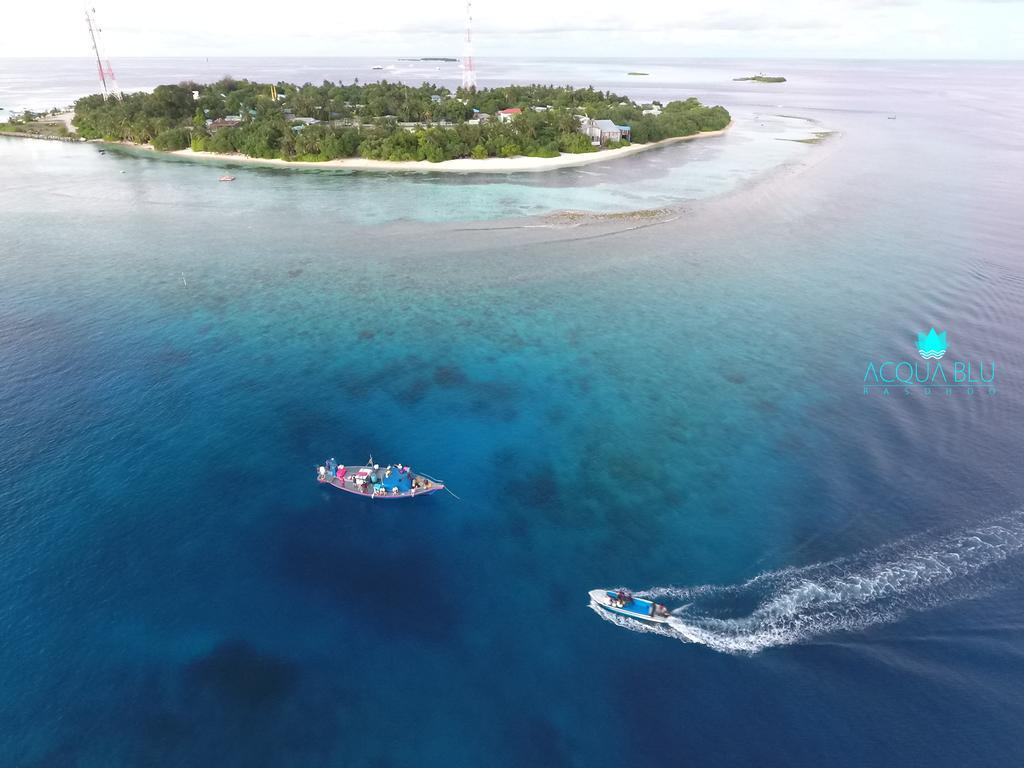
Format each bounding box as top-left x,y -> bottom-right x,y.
218,175 -> 236,182
316,457 -> 444,499
589,589 -> 671,624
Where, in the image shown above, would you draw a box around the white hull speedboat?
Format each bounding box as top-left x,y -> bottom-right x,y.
589,589 -> 672,624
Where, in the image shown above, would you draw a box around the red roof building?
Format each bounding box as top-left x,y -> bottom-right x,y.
496,107 -> 523,123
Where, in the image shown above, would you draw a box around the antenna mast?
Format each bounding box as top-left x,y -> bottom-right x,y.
461,0 -> 477,90
85,8 -> 121,100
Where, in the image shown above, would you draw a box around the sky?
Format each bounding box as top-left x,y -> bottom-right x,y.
1,0 -> 1022,59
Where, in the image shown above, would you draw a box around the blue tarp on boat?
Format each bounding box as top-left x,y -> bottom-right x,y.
605,591 -> 654,616
380,469 -> 413,492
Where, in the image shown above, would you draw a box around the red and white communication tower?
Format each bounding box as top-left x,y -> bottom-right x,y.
85,8 -> 122,100
461,0 -> 477,90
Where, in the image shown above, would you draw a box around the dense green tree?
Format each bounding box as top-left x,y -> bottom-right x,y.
152,128 -> 190,151
73,78 -> 729,162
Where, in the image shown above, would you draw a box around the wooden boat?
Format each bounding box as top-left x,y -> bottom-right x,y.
589,589 -> 672,624
316,459 -> 444,499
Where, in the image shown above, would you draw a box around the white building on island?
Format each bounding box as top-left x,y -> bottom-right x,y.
577,117 -> 631,145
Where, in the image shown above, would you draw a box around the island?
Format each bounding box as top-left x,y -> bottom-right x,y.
70,79 -> 730,167
733,75 -> 787,83
0,109 -> 77,141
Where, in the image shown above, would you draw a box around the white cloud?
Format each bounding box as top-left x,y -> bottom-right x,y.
1,0 -> 1020,58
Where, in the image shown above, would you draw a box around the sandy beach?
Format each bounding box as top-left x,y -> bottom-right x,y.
158,124 -> 731,173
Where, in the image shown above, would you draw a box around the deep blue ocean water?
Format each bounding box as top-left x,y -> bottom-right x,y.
2,58 -> 1024,766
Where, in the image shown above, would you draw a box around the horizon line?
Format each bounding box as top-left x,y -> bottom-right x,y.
1,55 -> 1022,63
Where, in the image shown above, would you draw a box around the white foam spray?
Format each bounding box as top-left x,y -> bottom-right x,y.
591,511 -> 1024,654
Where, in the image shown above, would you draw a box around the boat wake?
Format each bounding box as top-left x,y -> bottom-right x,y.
592,511 -> 1024,654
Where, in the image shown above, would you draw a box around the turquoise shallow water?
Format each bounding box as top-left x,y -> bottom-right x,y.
5,111 -> 816,224
2,58 -> 1024,766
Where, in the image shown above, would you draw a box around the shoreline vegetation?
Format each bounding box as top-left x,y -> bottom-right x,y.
71,79 -> 730,167
0,110 -> 77,140
734,75 -> 787,83
144,126 -> 729,173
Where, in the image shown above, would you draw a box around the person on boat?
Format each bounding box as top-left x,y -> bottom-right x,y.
652,603 -> 670,618
317,465 -> 326,480
336,466 -> 347,481
616,589 -> 632,607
